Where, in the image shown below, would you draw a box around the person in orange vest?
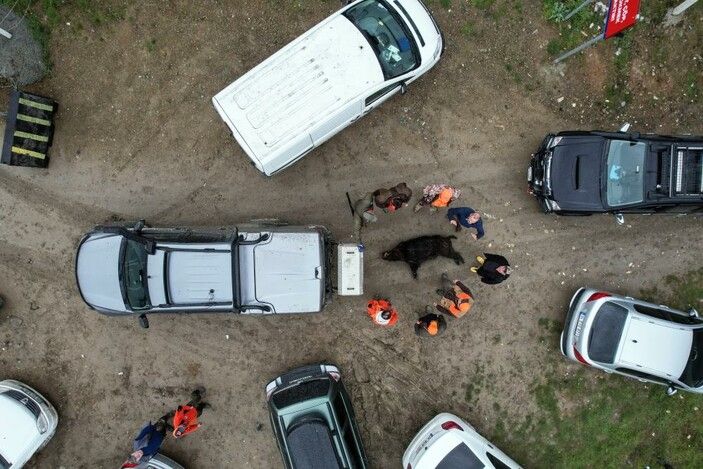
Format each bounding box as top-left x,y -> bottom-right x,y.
415,307 -> 447,337
414,184 -> 460,212
172,388 -> 210,438
434,273 -> 474,318
366,298 -> 398,327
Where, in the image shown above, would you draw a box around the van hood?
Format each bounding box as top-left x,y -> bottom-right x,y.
253,233 -> 323,313
212,14 -> 384,173
76,234 -> 127,312
550,137 -> 605,211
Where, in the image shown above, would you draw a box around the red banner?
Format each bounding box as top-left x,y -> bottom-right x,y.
604,0 -> 641,38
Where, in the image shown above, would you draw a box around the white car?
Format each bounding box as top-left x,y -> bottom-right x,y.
213,0 -> 443,175
402,413 -> 521,469
561,287 -> 703,395
0,380 -> 58,468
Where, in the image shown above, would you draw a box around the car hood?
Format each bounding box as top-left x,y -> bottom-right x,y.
550,137 -> 605,210
253,233 -> 323,313
0,394 -> 40,464
76,234 -> 127,312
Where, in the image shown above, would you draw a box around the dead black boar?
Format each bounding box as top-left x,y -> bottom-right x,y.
382,235 -> 464,279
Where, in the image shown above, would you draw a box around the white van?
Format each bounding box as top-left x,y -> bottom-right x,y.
212,0 -> 443,176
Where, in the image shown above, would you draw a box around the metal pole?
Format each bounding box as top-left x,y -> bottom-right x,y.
563,0 -> 594,21
553,34 -> 604,64
664,0 -> 699,25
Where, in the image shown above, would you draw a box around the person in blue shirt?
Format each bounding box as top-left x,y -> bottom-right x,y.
121,417 -> 170,468
447,207 -> 484,240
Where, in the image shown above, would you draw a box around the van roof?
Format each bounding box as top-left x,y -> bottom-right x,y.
213,14 -> 384,173
617,316 -> 693,378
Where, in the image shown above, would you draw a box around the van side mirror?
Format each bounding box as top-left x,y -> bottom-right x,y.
614,213 -> 625,225
666,385 -> 677,396
133,220 -> 145,233
400,82 -> 407,95
688,308 -> 700,319
619,123 -> 631,132
138,314 -> 150,329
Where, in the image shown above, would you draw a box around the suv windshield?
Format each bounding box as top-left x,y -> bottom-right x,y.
679,328 -> 703,387
344,0 -> 418,79
122,239 -> 150,309
606,140 -> 646,207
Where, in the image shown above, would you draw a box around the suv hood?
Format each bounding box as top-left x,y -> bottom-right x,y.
550,137 -> 605,210
253,233 -> 323,313
76,234 -> 126,312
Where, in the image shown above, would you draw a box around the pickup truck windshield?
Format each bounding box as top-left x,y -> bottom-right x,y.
344,0 -> 418,79
606,140 -> 646,207
123,239 -> 150,309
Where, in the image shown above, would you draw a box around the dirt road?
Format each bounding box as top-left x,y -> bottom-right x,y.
1,1 -> 701,468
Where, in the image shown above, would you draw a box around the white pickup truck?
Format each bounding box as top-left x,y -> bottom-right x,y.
212,0 -> 443,175
74,221 -> 350,327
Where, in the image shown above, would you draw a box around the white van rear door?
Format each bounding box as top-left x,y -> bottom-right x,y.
310,100 -> 363,146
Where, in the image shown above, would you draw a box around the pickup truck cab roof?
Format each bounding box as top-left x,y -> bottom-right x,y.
75,222 -> 330,321
212,0 -> 443,175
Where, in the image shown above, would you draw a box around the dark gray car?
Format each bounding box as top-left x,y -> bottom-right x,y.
265,364 -> 368,469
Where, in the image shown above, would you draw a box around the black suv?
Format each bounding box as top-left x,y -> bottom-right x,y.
265,364 -> 368,469
528,130 -> 703,221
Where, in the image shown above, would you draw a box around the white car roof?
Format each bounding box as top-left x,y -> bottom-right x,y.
0,394 -> 41,465
212,13 -> 384,172
617,315 -> 693,378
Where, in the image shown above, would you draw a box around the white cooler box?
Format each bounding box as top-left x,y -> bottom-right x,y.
337,243 -> 363,296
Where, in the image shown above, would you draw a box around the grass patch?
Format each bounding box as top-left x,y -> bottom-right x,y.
542,0 -> 602,56
605,33 -> 633,109
145,38 -> 156,53
501,269 -> 703,467
439,0 -> 451,8
460,21 -> 475,38
464,363 -> 486,406
538,317 -> 563,334
471,0 -> 495,9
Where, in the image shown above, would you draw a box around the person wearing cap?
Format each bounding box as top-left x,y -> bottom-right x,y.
172,388 -> 210,439
373,183 -> 412,213
434,273 -> 474,318
366,298 -> 398,327
415,309 -> 447,337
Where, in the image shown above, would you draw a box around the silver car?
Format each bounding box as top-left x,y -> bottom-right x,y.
561,288 -> 703,395
136,453 -> 184,469
0,380 -> 58,468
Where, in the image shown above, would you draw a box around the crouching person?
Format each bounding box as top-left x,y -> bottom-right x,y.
434,273 -> 474,318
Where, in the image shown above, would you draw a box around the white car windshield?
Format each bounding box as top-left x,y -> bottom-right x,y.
344,0 -> 419,79
679,328 -> 703,387
606,140 -> 646,207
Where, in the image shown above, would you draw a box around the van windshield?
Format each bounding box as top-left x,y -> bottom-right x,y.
344,0 -> 419,79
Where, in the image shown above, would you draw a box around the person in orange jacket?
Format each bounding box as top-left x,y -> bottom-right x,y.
414,184 -> 460,212
172,388 -> 210,438
367,298 -> 398,327
434,273 -> 474,318
415,307 -> 447,337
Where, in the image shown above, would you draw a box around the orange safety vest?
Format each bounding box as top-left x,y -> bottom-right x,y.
172,405 -> 200,438
367,300 -> 398,326
431,188 -> 454,208
426,320 -> 439,336
447,292 -> 473,318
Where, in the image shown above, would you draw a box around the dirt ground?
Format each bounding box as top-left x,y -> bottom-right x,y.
1,1 -> 702,468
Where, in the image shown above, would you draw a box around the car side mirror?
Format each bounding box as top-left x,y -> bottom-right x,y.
619,123 -> 631,132
666,385 -> 677,396
614,213 -> 625,225
688,308 -> 700,319
400,82 -> 407,95
138,314 -> 150,329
